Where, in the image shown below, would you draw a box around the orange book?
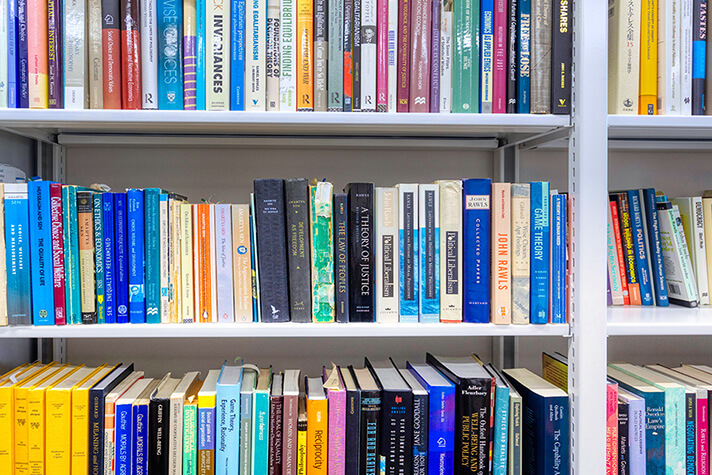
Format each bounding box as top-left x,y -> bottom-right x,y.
28,0 -> 49,108
296,0 -> 314,111
305,377 -> 327,475
195,203 -> 213,323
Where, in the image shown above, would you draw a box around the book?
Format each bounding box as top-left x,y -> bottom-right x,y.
27,0 -> 48,108
398,366 -> 428,474
158,0 -> 184,109
377,0 -> 387,111
198,369 -> 220,475
102,193 -> 116,323
463,178 -> 491,323
114,378 -> 155,475
305,376 -> 328,474
7,0 -> 16,108
196,0 -> 207,109
133,379 -> 160,475
517,0 -> 530,112
63,186 -> 82,324
47,0 -> 61,107
180,203 -> 194,323
207,0 -> 229,109
610,196 -> 633,305
314,0 -> 328,111
93,193 -> 105,323
360,0 -> 376,111
387,0 -> 398,111
672,197 -> 710,305
375,187 -> 399,323
141,0 -> 158,108
550,0 -> 571,113
282,369 -> 300,475
280,0 -> 297,110
681,0 -> 693,116
439,0 -> 453,112
246,0 -> 265,110
657,0 -> 681,114
480,0 -> 494,112
63,0 -> 86,107
217,365 -> 243,475
231,204 -> 253,322
5,184 -> 31,325
501,372 -> 523,475
353,0 -> 361,110
397,184 -> 419,322
230,0 -> 246,111
608,202 -> 626,306
419,184 -> 439,323
170,372 -> 200,475
511,184 -> 530,323
692,0 -> 705,114
264,374 -> 282,474
128,189 -> 146,322
437,180 -> 462,322
214,204 -> 234,322
491,183 -> 511,324
334,193 -> 349,323
102,0 -> 122,109
452,0 -> 479,112
530,0 -> 551,113
102,371 -> 145,475
608,0 -> 640,113
183,383 -> 201,475
144,189 -> 163,323
343,0 -> 354,111
252,368 -> 272,474
658,200 -> 699,307
550,194 -> 567,323
309,182 -> 335,322
639,0 -> 657,114
183,0 -> 198,109
627,191 -> 653,305
239,370 -> 257,475
284,179 -> 312,322
492,0 -> 507,113
617,388 -> 646,475
485,363 -> 511,475
322,366 -> 345,475
346,183 -> 375,322
266,0 -> 279,110
297,396 -> 307,473
28,181 -> 55,325
48,184 -> 65,324
530,181 -> 549,323
642,189 -> 668,306
17,0 -> 29,107
396,0 -> 411,111
296,0 -> 314,110
115,193 -> 130,323
77,191 -> 97,323
430,0 -> 442,112
339,367 -> 360,475
351,367 -> 381,475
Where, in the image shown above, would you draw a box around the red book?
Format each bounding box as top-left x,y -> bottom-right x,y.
492,0 -> 507,113
397,0 -> 411,112
49,184 -> 66,325
121,0 -> 141,109
408,0 -> 430,112
102,0 -> 122,109
609,200 -> 631,305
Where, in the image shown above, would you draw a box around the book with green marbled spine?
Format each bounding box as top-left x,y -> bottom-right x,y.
328,0 -> 344,110
310,182 -> 335,322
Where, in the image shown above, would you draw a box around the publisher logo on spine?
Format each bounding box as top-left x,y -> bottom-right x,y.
466,195 -> 490,210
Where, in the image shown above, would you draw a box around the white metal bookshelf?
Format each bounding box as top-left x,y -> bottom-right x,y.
608,306 -> 712,336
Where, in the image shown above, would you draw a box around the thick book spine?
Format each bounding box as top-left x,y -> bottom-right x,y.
231,205 -> 252,322
246,0 -> 266,110
492,0 -> 506,112
115,193 -> 130,323
206,0 -> 229,109
329,0 -> 345,110
28,182 -> 54,324
529,0 -> 550,113
380,389 -> 413,473
315,0 -> 328,110
608,0 -> 640,114
50,184 -> 66,325
511,184 -> 530,324
297,0 -> 314,110
430,0 -> 441,111
266,0 -> 280,110
438,180 -> 462,322
397,0 -> 411,111
398,184 -> 419,322
309,183 -> 335,322
149,399 -> 170,474
115,402 -> 132,475
452,0 -> 479,112
343,0 -> 354,110
346,183 -> 375,321
411,390 -> 428,475
88,0 -> 104,107
375,188 -> 399,323
419,185 -> 439,323
47,0 -> 61,108
439,0 -> 453,112
230,0 -> 245,110
184,0 -> 198,109
269,395 -> 284,474
93,194 -> 105,323
102,0 -> 122,108
627,191 -> 654,305
102,194 -> 116,323
491,183 -> 511,324
196,0 -> 207,109
280,0 -> 297,110
334,194 -> 350,322
252,391 -> 270,472
78,192 -> 97,323
27,0 -> 48,108
5,191 -> 31,325
463,179 -> 491,323
121,0 -> 142,109
550,0 -> 571,114
409,0 -> 431,112
134,403 -> 150,475
128,189 -> 146,323
480,0 -> 494,113
353,0 -> 361,109
284,179 -> 312,322
63,187 -> 82,324
17,0 -> 29,107
141,0 -> 158,108
359,389 -> 380,475
692,0 -> 706,114
376,0 -> 387,111
360,0 -> 377,111
144,189 -> 161,322
215,204 -> 234,322
516,0 -> 530,112
506,0 -> 517,112
529,181 -> 549,324
642,189 -> 669,306
158,0 -> 184,109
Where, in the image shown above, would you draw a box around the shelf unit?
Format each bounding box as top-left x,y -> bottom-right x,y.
608,306 -> 712,336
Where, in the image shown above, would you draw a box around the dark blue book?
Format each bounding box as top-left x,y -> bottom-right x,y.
5,184 -> 32,325
642,188 -> 669,306
627,190 -> 654,306
157,0 -> 184,109
28,181 -> 55,325
8,0 -> 17,107
462,178 -> 491,323
341,367 -> 361,475
346,183 -> 375,322
133,381 -> 155,475
693,0 -> 706,115
114,193 -> 130,323
127,189 -> 146,323
230,0 -> 245,110
334,193 -> 349,323
516,0 -> 530,113
351,365 -> 381,475
530,181 -> 549,324
103,193 -> 117,323
93,193 -> 105,323
550,194 -> 567,324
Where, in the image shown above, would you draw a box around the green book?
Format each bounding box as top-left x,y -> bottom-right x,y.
92,192 -> 105,323
63,185 -> 82,324
452,0 -> 480,112
309,182 -> 335,322
183,395 -> 198,475
144,188 -> 164,323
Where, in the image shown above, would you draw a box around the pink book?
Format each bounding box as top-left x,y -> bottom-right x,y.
27,0 -> 49,108
698,396 -> 709,475
408,0 -> 430,112
49,184 -> 66,325
323,366 -> 346,475
397,0 -> 411,112
282,369 -> 301,475
377,0 -> 388,111
492,0 -> 507,113
606,380 -> 619,475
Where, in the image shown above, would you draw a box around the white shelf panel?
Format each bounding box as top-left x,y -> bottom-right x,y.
608,305 -> 712,335
608,115 -> 712,142
0,322 -> 570,338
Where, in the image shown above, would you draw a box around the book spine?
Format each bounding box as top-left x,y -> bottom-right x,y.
102,194 -> 116,324
491,0 -> 506,112
618,401 -> 629,475
230,0 -> 245,110
411,391 -> 427,475
516,0 -> 530,112
77,192 -> 97,323
314,0 -> 328,110
671,206 -> 700,306
246,0 -> 266,111
249,197 -> 260,320
463,179 -> 491,323
62,0 -> 84,107
452,0 -> 479,112
359,390 -> 380,475
5,191 -> 31,325
266,0 -> 280,110
206,0 -> 229,109
327,0 -> 344,110
180,204 -> 194,323
360,0 -> 377,111
347,183 -> 375,321
114,193 -> 129,323
141,0 -> 158,108
491,183 -> 511,324
506,0 -> 517,112
128,189 -> 146,323
551,194 -> 566,323
0,187 -> 9,325
397,0 -> 411,111
343,386 -> 360,475
492,385 -> 509,475
657,0 -> 680,114
149,399 -> 171,474
550,0 -> 571,113
379,390 -> 413,473
334,194 -> 350,322
608,0 -> 640,114
280,0 -> 297,109
102,0 -> 122,108
642,189 -> 668,306
215,204 -> 234,322
17,0 -> 29,107
27,0 -> 48,108
116,403 -> 132,475
297,0 -> 314,110
480,0 -> 493,113
419,185 -> 439,322
409,0 -> 430,112
309,183 -> 335,322
28,182 -> 54,324
438,180 -> 462,322
639,0 -> 657,114
610,199 -> 631,305
387,0 -> 398,111
324,389 -> 345,475
607,203 -> 626,305
47,0 -> 61,108
184,0 -> 198,109
159,195 -> 170,322
693,0 -> 707,113
697,395 -> 708,475
684,392 -> 695,475
144,190 -> 160,322
198,405 -> 216,475
89,389 -> 106,475
50,184 -> 66,325
375,188 -> 399,323
252,392 -> 270,473
429,0 -> 441,111
343,0 -> 354,110
196,0 -> 207,109
195,204 -> 214,322
614,194 -> 641,305
8,0 -> 17,108
627,191 -> 654,305
134,403 -> 150,475
376,0 -> 387,111
158,0 -> 184,109
62,187 -> 81,324
439,0 -> 452,112
284,179 -> 312,322
530,0 -> 551,113
184,405 -> 198,475
282,394 -> 296,475
89,0 -> 105,107
121,0 -> 142,109
691,198 -> 710,304
683,0 -> 694,115
239,392 -> 252,475
511,184 -> 530,324
216,383 -> 241,475
529,181 -> 549,323
231,205 -> 252,322
268,396 -> 284,474
398,185 -> 419,322
93,194 -> 105,323
353,0 -> 361,109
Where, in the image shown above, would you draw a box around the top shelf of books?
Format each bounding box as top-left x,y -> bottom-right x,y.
0,110 -> 571,141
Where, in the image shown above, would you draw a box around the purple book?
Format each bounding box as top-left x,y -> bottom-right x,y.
429,0 -> 440,112
607,272 -> 612,305
48,0 -> 62,108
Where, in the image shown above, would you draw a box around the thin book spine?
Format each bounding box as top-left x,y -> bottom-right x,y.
329,0 -> 344,110
127,189 -> 146,323
231,205 -> 252,322
681,0 -> 693,115
297,0 -> 314,110
196,0 -> 206,109
27,0 -> 48,108
353,0 -> 361,109
388,0 -> 398,111
115,193 -> 130,323
419,184 -> 439,322
397,0 -> 411,111
480,0 -> 494,113
144,189 -> 161,323
280,0 -> 297,110
315,0 -> 328,110
343,0 -> 354,110
88,0 -> 104,107
375,188 -> 399,323
62,0 -> 85,108
246,0 -> 266,110
77,191 -> 97,324
511,183 -> 530,324
102,0 -> 122,109
5,185 -> 31,325
141,0 -> 158,108
608,0 -> 639,114
530,182 -> 549,323
492,0 -> 507,113
360,0 -> 377,111
506,0 -> 517,112
17,0 -> 29,107
50,184 -> 66,324
266,0 -> 280,110
47,0 -> 61,108
692,0 -> 706,114
398,184 -> 419,322
430,0 -> 441,112
285,179 -> 312,322
491,183 -> 511,324
638,0 -> 657,114
215,204 -> 235,322
231,0 -> 246,110
103,193 -> 116,323
28,182 -> 54,325
551,0 -> 571,114
93,194 -> 105,323
439,0 -> 452,112
63,187 -> 82,324
409,0 -> 431,112
184,0 -> 198,109
376,0 -> 387,111
207,0 -> 229,109
8,0 -> 17,108
122,0 -> 142,109
334,194 -> 349,322
452,0 -> 479,112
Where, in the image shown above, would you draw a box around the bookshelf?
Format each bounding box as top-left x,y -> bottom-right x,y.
608,306 -> 712,336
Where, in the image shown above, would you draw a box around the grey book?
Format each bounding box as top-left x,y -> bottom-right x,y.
530,0 -> 552,114
285,179 -> 312,322
511,184 -> 530,324
314,0 -> 328,111
240,370 -> 257,475
328,0 -> 344,110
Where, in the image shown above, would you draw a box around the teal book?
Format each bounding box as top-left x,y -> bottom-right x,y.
486,364 -> 510,475
144,188 -> 163,323
62,185 -> 82,324
28,181 -> 55,325
251,368 -> 271,474
452,0 -> 480,112
92,193 -> 105,323
216,364 -> 243,475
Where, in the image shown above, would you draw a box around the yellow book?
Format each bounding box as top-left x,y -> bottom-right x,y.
181,203 -> 195,323
305,377 -> 327,475
71,364 -> 114,475
296,396 -> 307,475
541,352 -> 569,392
296,0 -> 314,111
28,365 -> 80,475
638,0 -> 657,114
46,366 -> 106,475
14,362 -> 61,475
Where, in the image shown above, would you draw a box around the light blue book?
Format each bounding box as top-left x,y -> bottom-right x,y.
239,370 -> 256,475
217,364 -> 243,475
251,367 -> 271,474
158,0 -> 184,109
530,181 -> 549,324
127,189 -> 146,323
28,181 -> 55,325
196,0 -> 207,109
93,193 -> 105,323
144,189 -> 162,323
618,388 -> 647,475
230,0 -> 246,110
550,194 -> 567,324
486,364 -> 510,475
63,185 -> 82,324
5,183 -> 31,325
419,184 -> 439,323
398,184 -> 419,322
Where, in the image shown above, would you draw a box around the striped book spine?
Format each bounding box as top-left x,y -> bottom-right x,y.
184,0 -> 198,109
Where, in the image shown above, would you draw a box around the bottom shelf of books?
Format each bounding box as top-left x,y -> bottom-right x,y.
1,351 -> 573,475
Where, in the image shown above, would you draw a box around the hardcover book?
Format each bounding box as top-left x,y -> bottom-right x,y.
149,375 -> 180,475
375,187 -> 399,323
334,193 -> 349,322
346,183 -> 375,322
491,183 -> 511,324
28,181 -> 55,325
397,183 -> 419,322
314,0 -> 328,110
101,371 -> 145,475
511,184 -> 530,324
437,180 -> 462,322
340,367 -> 361,475
419,184 -> 440,322
398,367 -> 428,475
530,181 -> 549,324
627,191 -> 654,305
285,179 -> 312,322
269,373 -> 284,474
310,182 -> 335,322
351,367 -> 381,475
114,378 -> 154,475
480,0 -> 494,112
128,189 -> 146,323
463,178 -> 491,323
517,0 -> 530,112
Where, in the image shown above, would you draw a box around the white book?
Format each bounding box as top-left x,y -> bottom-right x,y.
266,0 -> 281,110
169,198 -> 183,323
246,0 -> 266,110
169,372 -> 200,475
440,2 -> 453,113
141,0 -> 158,108
396,183 -> 419,322
361,0 -> 377,111
209,204 -> 218,321
680,0 -> 693,115
511,183 -> 530,324
659,203 -> 699,306
607,201 -> 625,305
387,0 -> 398,111
87,0 -> 103,108
181,203 -> 195,323
64,0 -> 87,108
607,0 -> 640,114
419,184 -> 439,323
215,204 -> 235,322
437,180 -> 462,321
232,205 -> 253,323
657,0 -> 681,114
207,0 -> 230,110
279,0 -> 297,110
492,183 -> 511,324
0,0 -> 7,108
375,187 -> 399,323
160,195 -> 170,323
672,197 -> 710,305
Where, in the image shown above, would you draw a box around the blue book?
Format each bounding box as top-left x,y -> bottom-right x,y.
143,189 -> 162,323
93,193 -> 105,323
550,194 -> 567,324
28,181 -> 55,325
16,0 -> 28,107
115,378 -> 153,475
216,364 -> 243,474
251,368 -> 270,473
407,363 -> 455,475
196,0 -> 207,109
530,181 -> 549,324
133,392 -> 151,475
642,188 -> 669,306
158,0 -> 184,109
127,189 -> 146,323
487,364 -> 510,475
8,0 -> 17,107
63,186 -> 82,324
627,190 -> 654,306
5,184 -> 32,325
516,0 -> 530,113
462,178 -> 491,323
114,193 -> 130,323
398,184 -> 419,322
419,185 -> 439,323
480,0 -> 494,112
230,0 -> 246,110
103,193 -> 116,324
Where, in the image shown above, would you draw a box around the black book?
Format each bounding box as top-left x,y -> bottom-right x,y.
618,399 -> 629,475
426,353 -> 494,475
397,363 -> 429,475
550,0 -> 571,114
254,179 -> 291,322
693,0 -> 706,115
365,358 -> 413,475
284,179 -> 312,322
341,366 -> 361,475
506,0 -> 518,113
351,365 -> 380,475
149,374 -> 180,475
352,0 -> 361,111
269,374 -> 284,474
345,183 -> 375,321
334,193 -> 350,322
88,363 -> 134,475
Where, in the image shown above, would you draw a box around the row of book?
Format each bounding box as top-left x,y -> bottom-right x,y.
2,0 -> 573,113
609,0 -> 712,115
607,189 -> 712,308
605,362 -> 712,474
0,352 -> 570,475
0,178 -> 569,327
